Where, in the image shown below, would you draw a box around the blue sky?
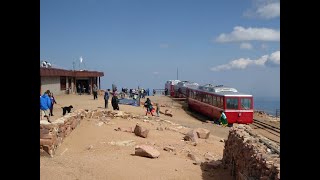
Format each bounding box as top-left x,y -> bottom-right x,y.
40,0 -> 280,98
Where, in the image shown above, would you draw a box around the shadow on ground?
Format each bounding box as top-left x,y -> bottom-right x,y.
177,100 -> 214,123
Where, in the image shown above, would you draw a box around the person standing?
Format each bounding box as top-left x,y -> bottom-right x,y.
144,98 -> 154,116
49,92 -> 57,116
40,90 -> 52,123
93,84 -> 98,100
219,110 -> 228,126
78,84 -> 82,95
155,103 -> 160,117
88,84 -> 92,95
104,89 -> 110,108
111,94 -> 120,110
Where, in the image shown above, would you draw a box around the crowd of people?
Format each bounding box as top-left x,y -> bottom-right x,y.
41,85 -> 228,126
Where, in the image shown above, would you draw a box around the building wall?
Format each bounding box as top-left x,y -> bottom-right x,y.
41,76 -> 65,95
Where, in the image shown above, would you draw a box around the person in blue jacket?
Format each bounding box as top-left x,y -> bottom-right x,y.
40,90 -> 52,123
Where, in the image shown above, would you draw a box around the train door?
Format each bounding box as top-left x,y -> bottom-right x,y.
239,97 -> 253,124
225,97 -> 239,124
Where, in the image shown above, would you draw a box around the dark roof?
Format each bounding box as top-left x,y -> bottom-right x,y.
40,67 -> 104,77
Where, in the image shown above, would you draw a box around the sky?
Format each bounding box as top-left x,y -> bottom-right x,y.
40,0 -> 280,98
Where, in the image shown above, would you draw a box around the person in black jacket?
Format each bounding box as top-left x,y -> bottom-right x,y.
111,94 -> 120,110
144,98 -> 154,116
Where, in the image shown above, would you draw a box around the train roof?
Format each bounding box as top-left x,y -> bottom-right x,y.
166,80 -> 181,84
188,86 -> 252,97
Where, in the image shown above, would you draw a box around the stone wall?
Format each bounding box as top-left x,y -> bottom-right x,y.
222,125 -> 280,180
40,109 -> 86,157
41,76 -> 66,95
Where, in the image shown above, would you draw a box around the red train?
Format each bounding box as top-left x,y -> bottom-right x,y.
167,81 -> 254,125
165,80 -> 181,97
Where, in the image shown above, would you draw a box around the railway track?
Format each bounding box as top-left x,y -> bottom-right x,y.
253,119 -> 280,133
251,119 -> 280,144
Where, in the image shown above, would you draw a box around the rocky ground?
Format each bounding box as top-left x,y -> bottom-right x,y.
40,93 -> 278,180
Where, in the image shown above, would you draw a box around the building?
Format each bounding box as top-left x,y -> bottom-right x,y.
40,67 -> 104,95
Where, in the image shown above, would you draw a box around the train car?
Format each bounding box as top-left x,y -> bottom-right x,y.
186,85 -> 253,124
165,80 -> 181,97
175,81 -> 199,98
198,83 -> 215,91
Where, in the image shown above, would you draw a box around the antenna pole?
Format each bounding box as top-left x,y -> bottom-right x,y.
177,67 -> 179,80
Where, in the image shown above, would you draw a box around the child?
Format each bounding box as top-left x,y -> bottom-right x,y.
49,92 -> 57,116
219,110 -> 228,127
155,103 -> 160,117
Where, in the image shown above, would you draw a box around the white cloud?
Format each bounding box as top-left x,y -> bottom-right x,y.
160,43 -> 169,48
153,71 -> 159,75
216,26 -> 280,42
244,0 -> 280,19
240,42 -> 253,50
265,50 -> 280,67
210,51 -> 279,71
256,2 -> 280,19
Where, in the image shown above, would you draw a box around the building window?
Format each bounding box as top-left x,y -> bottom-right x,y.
60,76 -> 66,90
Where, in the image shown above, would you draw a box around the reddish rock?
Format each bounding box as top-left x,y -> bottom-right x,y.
135,145 -> 160,158
195,128 -> 210,139
187,153 -> 201,162
40,129 -> 49,135
204,161 -> 222,169
134,124 -> 149,138
184,129 -> 199,143
164,109 -> 173,117
163,146 -> 176,152
40,133 -> 56,139
40,138 -> 55,146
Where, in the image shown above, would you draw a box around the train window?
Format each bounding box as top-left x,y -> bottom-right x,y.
203,94 -> 209,104
221,97 -> 224,107
226,98 -> 238,109
221,98 -> 224,108
213,96 -> 217,106
190,91 -> 194,99
217,97 -> 221,107
196,92 -> 202,101
241,98 -> 251,110
208,95 -> 213,105
202,94 -> 206,103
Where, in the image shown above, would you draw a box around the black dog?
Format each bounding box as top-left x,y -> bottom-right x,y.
62,105 -> 73,115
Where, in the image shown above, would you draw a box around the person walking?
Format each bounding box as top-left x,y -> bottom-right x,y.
104,89 -> 110,108
49,92 -> 57,116
144,98 -> 154,116
40,90 -> 52,123
155,103 -> 160,117
93,84 -> 98,100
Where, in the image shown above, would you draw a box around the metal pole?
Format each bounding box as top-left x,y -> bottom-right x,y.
177,67 -> 178,80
